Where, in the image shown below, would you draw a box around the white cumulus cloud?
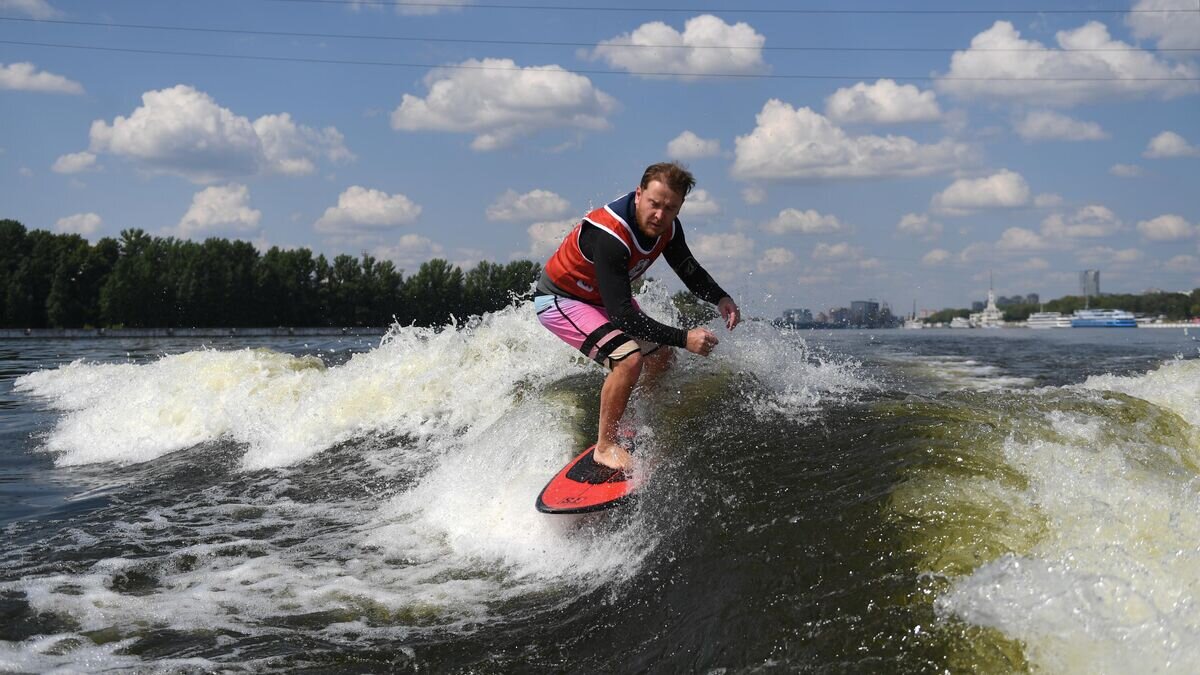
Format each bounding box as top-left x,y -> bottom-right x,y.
51,151 -> 98,174
812,242 -> 860,260
525,219 -> 577,261
1137,214 -> 1195,241
1015,110 -> 1108,141
921,248 -> 952,266
486,189 -> 571,222
89,85 -> 351,183
373,234 -> 446,270
931,169 -> 1030,215
0,62 -> 82,94
763,208 -> 846,235
692,232 -> 755,260
253,113 -> 354,176
1127,0 -> 1200,50
1144,131 -> 1200,158
590,14 -> 766,79
825,79 -> 942,124
757,247 -> 795,273
1077,246 -> 1144,266
666,131 -> 720,159
390,59 -> 616,151
176,184 -> 262,238
732,100 -> 972,181
681,189 -> 720,218
315,186 -> 422,235
997,227 -> 1050,251
55,212 -> 102,236
936,20 -> 1199,106
897,213 -> 943,240
1042,205 -> 1123,239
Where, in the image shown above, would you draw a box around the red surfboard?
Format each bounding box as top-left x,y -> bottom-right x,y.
536,442 -> 637,514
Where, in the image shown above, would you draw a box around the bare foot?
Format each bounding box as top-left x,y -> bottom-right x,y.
593,442 -> 633,471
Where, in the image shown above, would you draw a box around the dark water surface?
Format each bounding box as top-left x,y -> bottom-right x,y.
2,318 -> 1198,673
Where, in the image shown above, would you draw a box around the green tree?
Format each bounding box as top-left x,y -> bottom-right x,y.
406,259 -> 465,326
327,254 -> 364,326
45,234 -> 101,328
100,229 -> 165,327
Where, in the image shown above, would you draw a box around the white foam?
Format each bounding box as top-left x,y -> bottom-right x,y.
15,303 -> 585,470
704,323 -> 874,420
908,354 -> 1035,391
1080,357 -> 1200,427
935,359 -> 1200,672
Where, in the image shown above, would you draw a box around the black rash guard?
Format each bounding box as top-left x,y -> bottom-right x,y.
537,218 -> 730,348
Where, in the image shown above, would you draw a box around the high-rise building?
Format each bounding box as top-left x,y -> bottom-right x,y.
849,300 -> 880,325
1080,270 -> 1100,300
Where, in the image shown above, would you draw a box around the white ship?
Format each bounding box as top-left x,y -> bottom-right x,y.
1026,311 -> 1071,329
949,316 -> 972,329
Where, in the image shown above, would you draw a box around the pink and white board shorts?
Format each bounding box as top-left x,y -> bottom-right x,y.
534,295 -> 662,369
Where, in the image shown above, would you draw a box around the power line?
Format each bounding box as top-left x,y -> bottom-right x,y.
5,38 -> 1199,81
255,0 -> 1200,15
5,16 -> 1199,53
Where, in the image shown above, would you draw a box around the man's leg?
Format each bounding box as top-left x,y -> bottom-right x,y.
638,346 -> 674,388
594,351 -> 643,470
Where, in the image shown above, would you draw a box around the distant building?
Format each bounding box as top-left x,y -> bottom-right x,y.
780,308 -> 813,325
971,301 -> 985,312
1081,269 -> 1100,300
1026,293 -> 1040,305
850,300 -> 880,326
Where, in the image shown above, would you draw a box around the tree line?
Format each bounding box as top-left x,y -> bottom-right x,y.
0,219 -> 541,329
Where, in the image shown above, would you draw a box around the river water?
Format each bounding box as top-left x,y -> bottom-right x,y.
2,290 -> 1198,673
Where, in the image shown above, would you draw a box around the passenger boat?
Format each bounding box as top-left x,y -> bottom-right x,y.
1070,309 -> 1137,327
1026,311 -> 1071,329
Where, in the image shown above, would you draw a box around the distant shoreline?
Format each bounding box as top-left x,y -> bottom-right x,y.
0,327 -> 388,340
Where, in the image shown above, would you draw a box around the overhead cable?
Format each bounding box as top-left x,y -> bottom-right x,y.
254,0 -> 1200,15
4,38 -> 1199,81
4,17 -> 1199,52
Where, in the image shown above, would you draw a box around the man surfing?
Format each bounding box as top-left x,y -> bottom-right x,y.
533,162 -> 740,471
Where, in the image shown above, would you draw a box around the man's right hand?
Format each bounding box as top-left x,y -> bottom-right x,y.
686,327 -> 719,357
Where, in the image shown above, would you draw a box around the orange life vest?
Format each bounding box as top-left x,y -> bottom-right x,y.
544,193 -> 675,304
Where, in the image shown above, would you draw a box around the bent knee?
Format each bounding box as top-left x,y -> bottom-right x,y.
610,350 -> 644,373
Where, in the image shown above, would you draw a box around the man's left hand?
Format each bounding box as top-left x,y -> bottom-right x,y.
718,296 -> 740,331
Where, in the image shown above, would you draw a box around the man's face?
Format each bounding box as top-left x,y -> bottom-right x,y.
634,180 -> 684,238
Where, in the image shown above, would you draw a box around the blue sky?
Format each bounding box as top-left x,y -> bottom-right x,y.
1,0 -> 1197,317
